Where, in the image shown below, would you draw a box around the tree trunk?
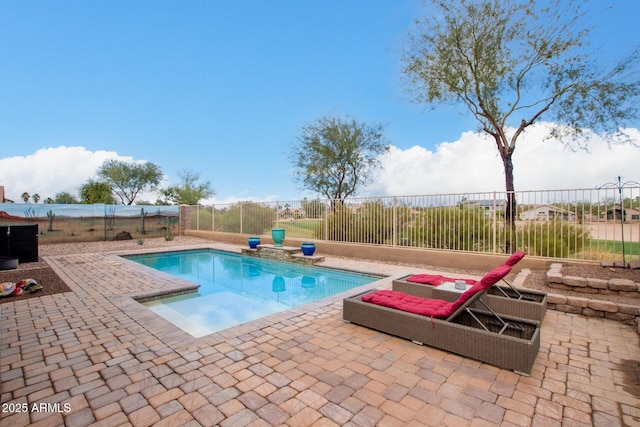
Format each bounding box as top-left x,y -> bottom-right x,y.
502,153 -> 517,254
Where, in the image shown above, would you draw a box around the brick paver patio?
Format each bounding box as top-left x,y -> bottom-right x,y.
1,243 -> 639,426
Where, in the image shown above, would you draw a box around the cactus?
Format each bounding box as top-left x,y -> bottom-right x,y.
140,208 -> 148,234
47,210 -> 56,231
165,218 -> 174,241
165,225 -> 174,241
106,207 -> 116,231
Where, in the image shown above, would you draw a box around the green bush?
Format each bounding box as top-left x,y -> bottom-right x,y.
409,206 -> 493,251
190,207 -> 213,230
319,202 -> 350,242
516,220 -> 590,258
214,203 -> 276,235
318,201 -> 414,244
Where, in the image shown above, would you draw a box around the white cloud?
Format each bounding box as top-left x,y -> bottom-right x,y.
0,145 -> 281,205
1,125 -> 638,205
0,146 -> 132,201
364,122 -> 640,196
202,194 -> 282,206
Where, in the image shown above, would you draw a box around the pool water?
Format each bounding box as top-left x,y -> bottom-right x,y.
127,250 -> 379,337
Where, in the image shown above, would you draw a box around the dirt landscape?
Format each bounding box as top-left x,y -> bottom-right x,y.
0,265 -> 71,300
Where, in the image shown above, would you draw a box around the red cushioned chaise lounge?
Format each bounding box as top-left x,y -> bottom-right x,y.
343,255 -> 541,374
393,252 -> 547,322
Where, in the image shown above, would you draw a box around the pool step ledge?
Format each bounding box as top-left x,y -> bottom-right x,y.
241,244 -> 325,265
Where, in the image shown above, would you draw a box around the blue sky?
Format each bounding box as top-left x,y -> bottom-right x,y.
1,0 -> 639,204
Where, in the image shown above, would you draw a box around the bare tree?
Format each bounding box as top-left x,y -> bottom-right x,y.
403,0 -> 639,250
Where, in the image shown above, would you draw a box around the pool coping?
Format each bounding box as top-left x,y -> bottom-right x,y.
47,243 -> 402,353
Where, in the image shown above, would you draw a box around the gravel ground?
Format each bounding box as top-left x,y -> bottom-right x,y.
1,236 -> 638,306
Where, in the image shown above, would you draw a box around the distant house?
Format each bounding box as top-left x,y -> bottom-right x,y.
278,207 -> 305,219
0,186 -> 13,203
462,199 -> 506,217
606,206 -> 640,222
519,205 -> 576,221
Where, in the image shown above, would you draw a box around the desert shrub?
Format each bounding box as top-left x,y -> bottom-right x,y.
190,207 -> 213,230
349,200 -> 394,244
317,201 -> 414,244
516,220 -> 590,258
408,206 -> 493,251
301,198 -> 326,219
214,202 -> 276,235
318,202 -> 350,242
576,246 -> 618,261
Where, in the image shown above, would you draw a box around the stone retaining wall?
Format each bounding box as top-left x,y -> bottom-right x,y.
546,263 -> 640,297
241,245 -> 325,265
542,263 -> 640,334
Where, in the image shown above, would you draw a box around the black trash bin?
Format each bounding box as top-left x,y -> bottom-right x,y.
0,226 -> 8,256
0,224 -> 39,263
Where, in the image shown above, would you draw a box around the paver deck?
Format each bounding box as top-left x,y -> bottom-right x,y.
1,243 -> 639,426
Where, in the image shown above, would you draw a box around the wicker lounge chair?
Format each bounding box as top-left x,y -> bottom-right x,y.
343,264 -> 541,374
393,252 -> 547,322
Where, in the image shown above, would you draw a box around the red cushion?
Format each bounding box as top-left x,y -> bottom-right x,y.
478,264 -> 512,288
503,251 -> 526,267
406,274 -> 474,286
406,274 -> 443,285
362,264 -> 512,318
362,290 -> 457,317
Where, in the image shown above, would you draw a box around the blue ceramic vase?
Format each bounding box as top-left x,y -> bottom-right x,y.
301,242 -> 316,256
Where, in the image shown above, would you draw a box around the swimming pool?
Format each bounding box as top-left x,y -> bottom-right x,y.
127,249 -> 380,337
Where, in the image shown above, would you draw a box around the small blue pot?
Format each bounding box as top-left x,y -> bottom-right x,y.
301,242 -> 316,256
248,237 -> 261,249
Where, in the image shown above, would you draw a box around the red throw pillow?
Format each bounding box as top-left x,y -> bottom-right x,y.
406,274 -> 444,285
406,274 -> 475,286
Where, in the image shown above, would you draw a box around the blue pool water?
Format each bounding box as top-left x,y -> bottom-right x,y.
127,250 -> 379,337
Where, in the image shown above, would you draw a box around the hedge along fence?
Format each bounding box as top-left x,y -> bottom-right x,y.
0,203 -> 179,244
182,187 -> 640,261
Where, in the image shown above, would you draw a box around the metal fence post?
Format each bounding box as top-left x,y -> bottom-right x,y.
393,197 -> 397,247
492,192 -> 497,254
324,200 -> 330,241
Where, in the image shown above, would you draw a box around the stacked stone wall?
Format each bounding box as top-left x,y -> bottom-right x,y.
543,263 -> 640,334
